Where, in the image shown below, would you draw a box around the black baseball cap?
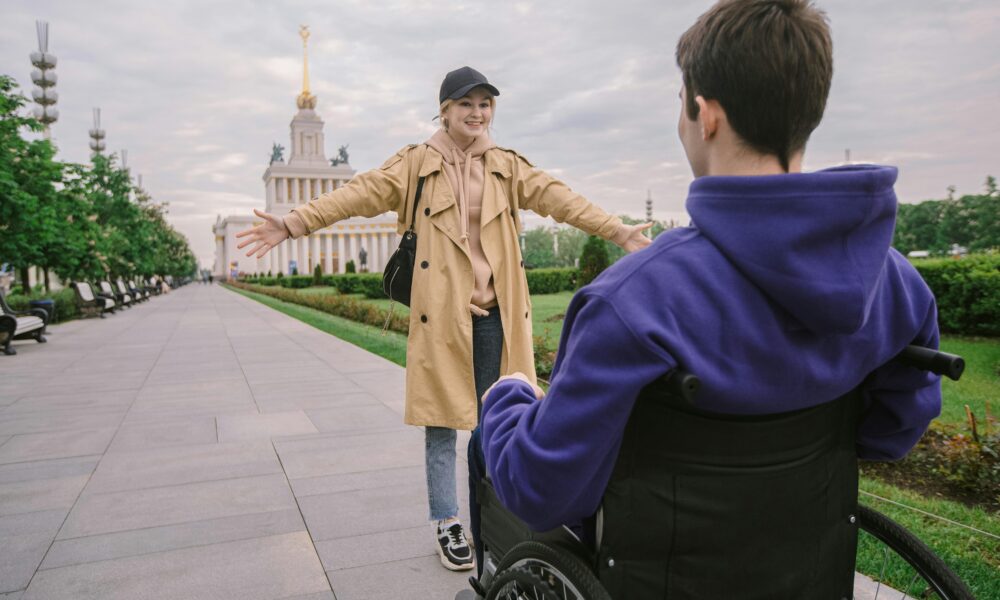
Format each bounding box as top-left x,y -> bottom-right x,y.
439,66 -> 500,104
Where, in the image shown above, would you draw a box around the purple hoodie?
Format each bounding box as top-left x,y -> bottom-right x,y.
481,165 -> 941,532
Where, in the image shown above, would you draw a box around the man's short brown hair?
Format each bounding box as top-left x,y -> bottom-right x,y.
676,0 -> 833,171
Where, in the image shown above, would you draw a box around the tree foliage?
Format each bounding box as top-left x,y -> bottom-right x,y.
0,74 -> 196,288
894,178 -> 999,255
578,235 -> 610,287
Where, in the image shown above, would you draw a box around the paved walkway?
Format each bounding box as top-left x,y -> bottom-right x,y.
0,284 -> 471,600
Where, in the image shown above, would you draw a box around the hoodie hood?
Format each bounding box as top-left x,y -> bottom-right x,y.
425,129 -> 496,242
686,165 -> 899,335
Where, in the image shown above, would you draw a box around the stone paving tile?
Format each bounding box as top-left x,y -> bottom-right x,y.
255,390 -> 376,413
107,416 -> 217,451
273,429 -> 424,480
289,465 -> 425,498
59,473 -> 296,539
217,410 -> 319,442
0,510 -> 66,593
42,508 -> 305,570
297,481 -> 429,541
23,532 -> 331,600
326,554 -> 468,600
315,524 -> 434,571
0,456 -> 99,485
0,429 -> 116,465
305,404 -> 404,434
0,408 -> 127,437
0,476 -> 90,517
85,440 -> 281,493
2,389 -> 137,414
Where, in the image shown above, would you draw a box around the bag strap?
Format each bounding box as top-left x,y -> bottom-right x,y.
407,176 -> 426,233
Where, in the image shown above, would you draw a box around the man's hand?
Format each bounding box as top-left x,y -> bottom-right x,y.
236,209 -> 290,258
483,371 -> 545,404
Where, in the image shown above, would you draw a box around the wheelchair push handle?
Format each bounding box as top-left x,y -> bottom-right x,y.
895,345 -> 964,381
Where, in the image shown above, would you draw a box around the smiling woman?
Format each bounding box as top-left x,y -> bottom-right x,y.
234,65 -> 652,574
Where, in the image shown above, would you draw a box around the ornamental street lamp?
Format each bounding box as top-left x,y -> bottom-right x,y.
30,20 -> 58,140
89,108 -> 106,158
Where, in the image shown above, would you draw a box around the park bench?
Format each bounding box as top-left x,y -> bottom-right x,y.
117,279 -> 144,303
99,280 -> 132,308
127,279 -> 149,301
72,281 -> 115,318
0,289 -> 48,355
146,277 -> 162,296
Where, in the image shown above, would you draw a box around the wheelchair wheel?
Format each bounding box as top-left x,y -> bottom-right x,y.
486,541 -> 610,600
857,505 -> 974,600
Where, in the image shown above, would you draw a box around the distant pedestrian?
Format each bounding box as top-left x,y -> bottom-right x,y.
235,66 -> 650,572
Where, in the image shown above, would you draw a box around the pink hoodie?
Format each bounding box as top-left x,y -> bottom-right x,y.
425,129 -> 498,309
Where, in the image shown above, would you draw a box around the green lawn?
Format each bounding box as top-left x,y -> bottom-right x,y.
230,283 -> 998,593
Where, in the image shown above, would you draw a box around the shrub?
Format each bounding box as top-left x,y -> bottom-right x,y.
279,275 -> 314,289
345,260 -> 356,273
227,281 -> 408,334
313,264 -> 324,286
578,236 -> 609,287
526,268 -> 577,294
912,254 -> 1000,336
5,287 -> 80,323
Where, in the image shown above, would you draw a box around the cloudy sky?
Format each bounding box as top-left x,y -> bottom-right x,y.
2,0 -> 998,269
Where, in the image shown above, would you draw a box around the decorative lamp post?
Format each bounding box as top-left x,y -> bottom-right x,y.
30,20 -> 58,140
89,108 -> 106,158
645,189 -> 653,223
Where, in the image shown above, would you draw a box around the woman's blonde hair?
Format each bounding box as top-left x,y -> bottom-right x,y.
439,93 -> 496,131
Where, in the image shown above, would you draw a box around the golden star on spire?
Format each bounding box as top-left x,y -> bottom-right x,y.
297,25 -> 317,110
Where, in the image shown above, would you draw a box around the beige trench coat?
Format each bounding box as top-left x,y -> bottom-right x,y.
284,144 -> 623,430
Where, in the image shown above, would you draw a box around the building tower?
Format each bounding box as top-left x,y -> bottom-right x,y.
29,21 -> 58,140
89,108 -> 106,158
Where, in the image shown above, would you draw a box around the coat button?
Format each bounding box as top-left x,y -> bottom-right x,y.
421,315 -> 428,323
424,207 -> 430,216
525,311 -> 529,318
510,209 -> 515,218
520,260 -> 524,267
421,261 -> 429,269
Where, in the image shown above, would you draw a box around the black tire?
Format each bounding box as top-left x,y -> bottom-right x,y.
858,505 -> 974,600
486,541 -> 610,600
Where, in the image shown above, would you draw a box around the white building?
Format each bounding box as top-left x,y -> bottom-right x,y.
213,28 -> 397,279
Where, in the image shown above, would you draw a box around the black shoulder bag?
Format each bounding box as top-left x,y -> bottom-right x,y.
381,176 -> 426,306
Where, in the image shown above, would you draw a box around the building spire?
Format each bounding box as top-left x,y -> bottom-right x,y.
296,25 -> 317,110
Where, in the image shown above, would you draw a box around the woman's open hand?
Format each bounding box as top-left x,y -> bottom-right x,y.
614,222 -> 654,253
236,209 -> 290,258
482,372 -> 545,404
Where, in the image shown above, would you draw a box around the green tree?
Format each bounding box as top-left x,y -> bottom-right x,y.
578,235 -> 610,287
522,227 -> 556,268
313,263 -> 323,285
554,227 -> 587,268
0,75 -> 59,290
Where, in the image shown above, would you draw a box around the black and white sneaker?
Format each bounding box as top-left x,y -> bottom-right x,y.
436,519 -> 474,571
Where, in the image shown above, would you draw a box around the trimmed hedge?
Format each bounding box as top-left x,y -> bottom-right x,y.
912,254 -> 1000,336
526,268 -> 577,294
5,287 -> 80,323
227,281 -> 407,334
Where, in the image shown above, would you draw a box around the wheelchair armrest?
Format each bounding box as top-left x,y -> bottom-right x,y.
895,345 -> 964,381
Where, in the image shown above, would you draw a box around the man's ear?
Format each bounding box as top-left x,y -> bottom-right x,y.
695,95 -> 723,141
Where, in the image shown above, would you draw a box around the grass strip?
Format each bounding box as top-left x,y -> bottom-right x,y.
858,477 -> 999,598
225,284 -> 408,367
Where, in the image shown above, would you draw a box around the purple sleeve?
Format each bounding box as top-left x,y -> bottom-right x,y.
481,295 -> 675,531
857,301 -> 942,460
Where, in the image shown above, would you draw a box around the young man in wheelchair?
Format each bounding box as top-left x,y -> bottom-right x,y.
467,0 -> 943,597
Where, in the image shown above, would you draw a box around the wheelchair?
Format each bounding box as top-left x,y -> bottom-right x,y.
464,346 -> 974,600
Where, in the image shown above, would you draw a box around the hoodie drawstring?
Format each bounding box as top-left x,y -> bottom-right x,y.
450,147 -> 474,243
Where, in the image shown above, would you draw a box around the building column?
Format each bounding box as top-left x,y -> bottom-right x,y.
379,232 -> 389,271
291,177 -> 300,204
276,241 -> 285,275
337,233 -> 346,273
267,178 -> 277,207
309,235 -> 319,273
324,234 -> 333,274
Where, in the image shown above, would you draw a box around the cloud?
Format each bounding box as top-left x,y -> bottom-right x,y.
2,0 -> 997,268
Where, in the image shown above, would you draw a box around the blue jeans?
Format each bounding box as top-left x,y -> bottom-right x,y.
425,307 -> 503,522
469,308 -> 503,572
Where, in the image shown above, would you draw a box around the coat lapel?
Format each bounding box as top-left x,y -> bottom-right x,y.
419,151 -> 469,258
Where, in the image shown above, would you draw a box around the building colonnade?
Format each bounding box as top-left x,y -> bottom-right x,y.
260,226 -> 398,276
